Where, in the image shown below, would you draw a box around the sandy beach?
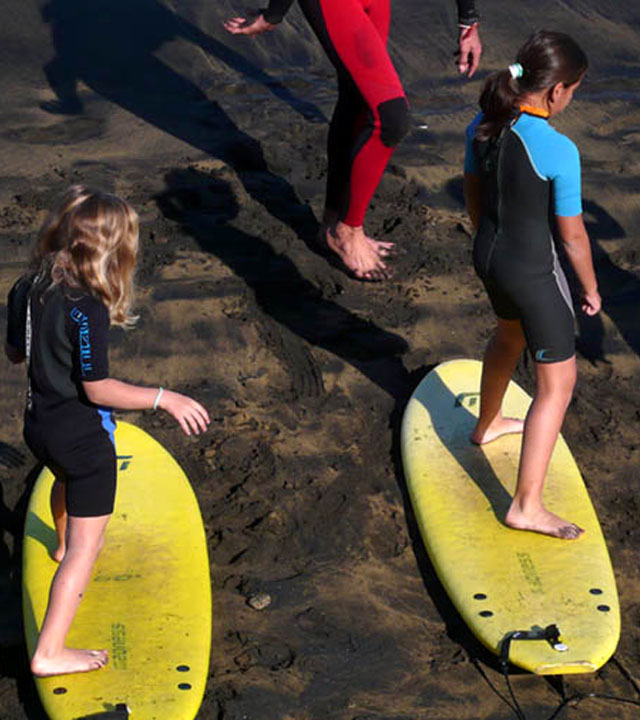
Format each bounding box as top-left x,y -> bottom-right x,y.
1,0 -> 640,717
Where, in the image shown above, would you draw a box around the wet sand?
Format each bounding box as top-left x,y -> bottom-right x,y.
1,1 -> 640,718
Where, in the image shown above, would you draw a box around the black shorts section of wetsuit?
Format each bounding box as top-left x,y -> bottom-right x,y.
480,272 -> 575,363
25,414 -> 117,517
473,129 -> 576,364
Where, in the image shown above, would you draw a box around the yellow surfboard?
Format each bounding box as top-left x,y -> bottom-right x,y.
401,359 -> 619,675
23,422 -> 211,719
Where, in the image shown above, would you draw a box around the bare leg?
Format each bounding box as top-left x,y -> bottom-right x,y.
31,513 -> 111,677
326,221 -> 394,280
50,479 -> 67,563
471,319 -> 527,444
505,357 -> 584,539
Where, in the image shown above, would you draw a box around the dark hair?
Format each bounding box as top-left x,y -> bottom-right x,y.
476,30 -> 588,141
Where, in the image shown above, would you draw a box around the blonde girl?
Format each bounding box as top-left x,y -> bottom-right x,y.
5,186 -> 209,677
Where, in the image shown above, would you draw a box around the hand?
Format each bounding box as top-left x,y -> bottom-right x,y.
456,24 -> 482,78
223,11 -> 277,36
158,390 -> 210,436
581,288 -> 601,316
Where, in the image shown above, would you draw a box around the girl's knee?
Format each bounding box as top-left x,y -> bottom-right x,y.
536,356 -> 577,400
494,323 -> 525,355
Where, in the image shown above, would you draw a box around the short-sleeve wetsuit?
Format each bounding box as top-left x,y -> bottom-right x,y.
7,275 -> 117,517
465,109 -> 582,363
263,0 -> 479,226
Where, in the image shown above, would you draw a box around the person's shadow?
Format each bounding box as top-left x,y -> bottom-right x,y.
39,0 -> 324,245
155,167 -> 410,399
576,199 -> 640,363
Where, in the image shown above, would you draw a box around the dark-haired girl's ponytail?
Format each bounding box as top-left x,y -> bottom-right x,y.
476,70 -> 519,141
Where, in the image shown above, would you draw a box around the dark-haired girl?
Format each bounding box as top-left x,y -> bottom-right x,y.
225,1 -> 482,280
463,31 -> 600,539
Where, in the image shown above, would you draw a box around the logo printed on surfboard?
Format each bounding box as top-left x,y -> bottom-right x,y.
117,455 -> 133,471
516,552 -> 544,594
454,392 -> 480,408
111,623 -> 128,670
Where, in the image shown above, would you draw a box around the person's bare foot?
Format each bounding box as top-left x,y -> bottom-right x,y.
505,502 -> 584,539
471,417 -> 524,445
326,222 -> 394,280
31,647 -> 109,677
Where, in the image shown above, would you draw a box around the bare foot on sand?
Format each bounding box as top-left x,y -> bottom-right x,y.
326,222 -> 394,280
471,417 -> 524,445
505,502 -> 584,539
31,647 -> 109,677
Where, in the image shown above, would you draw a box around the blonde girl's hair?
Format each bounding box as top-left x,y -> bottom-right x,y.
32,185 -> 139,328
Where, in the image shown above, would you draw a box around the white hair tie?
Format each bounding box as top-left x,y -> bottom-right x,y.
509,63 -> 524,80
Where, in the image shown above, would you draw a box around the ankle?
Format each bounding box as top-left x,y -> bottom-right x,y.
510,495 -> 542,514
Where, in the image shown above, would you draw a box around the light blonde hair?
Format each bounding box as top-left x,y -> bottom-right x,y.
32,185 -> 139,328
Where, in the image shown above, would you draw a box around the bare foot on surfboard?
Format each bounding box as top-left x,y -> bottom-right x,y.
326,222 -> 394,281
31,647 -> 109,677
471,417 -> 524,445
505,503 -> 584,540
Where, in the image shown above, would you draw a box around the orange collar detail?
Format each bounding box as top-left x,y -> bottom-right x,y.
519,104 -> 550,119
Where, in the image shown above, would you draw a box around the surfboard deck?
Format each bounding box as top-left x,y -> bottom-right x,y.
401,359 -> 619,675
23,421 -> 211,719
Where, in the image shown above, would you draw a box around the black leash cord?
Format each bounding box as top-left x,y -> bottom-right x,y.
481,627 -> 640,720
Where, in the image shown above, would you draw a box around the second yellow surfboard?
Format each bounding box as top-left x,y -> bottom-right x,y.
401,359 -> 619,674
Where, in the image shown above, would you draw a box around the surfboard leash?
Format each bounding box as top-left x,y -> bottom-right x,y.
74,703 -> 130,720
491,631 -> 640,720
498,625 -> 564,720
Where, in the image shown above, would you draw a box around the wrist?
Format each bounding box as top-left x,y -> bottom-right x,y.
458,22 -> 479,40
152,386 -> 164,411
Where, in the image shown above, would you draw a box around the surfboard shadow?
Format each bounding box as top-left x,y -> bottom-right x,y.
416,371 -> 514,522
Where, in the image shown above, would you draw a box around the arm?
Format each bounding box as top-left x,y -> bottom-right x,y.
6,275 -> 31,364
463,172 -> 482,232
224,0 -> 294,36
555,215 -> 601,316
83,378 -> 210,436
456,0 -> 481,77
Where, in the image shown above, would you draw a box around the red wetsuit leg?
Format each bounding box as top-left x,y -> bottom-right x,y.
300,0 -> 409,227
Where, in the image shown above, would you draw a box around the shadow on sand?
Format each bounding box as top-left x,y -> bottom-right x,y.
39,0 -> 323,245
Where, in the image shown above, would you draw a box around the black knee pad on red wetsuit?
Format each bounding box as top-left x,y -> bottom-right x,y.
378,96 -> 410,147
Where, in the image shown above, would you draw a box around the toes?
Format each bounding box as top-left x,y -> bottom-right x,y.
360,267 -> 393,281
558,523 -> 584,539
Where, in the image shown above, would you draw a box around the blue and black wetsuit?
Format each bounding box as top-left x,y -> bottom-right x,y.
263,0 -> 479,226
7,275 -> 116,517
465,109 -> 582,363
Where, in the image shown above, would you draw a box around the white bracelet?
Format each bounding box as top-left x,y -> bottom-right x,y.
153,386 -> 164,411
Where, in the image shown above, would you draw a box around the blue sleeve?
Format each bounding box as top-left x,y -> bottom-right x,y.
69,295 -> 110,381
549,135 -> 582,217
464,112 -> 482,174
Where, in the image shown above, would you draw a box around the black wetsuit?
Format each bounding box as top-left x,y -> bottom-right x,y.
7,275 -> 116,517
465,111 -> 582,363
261,0 -> 479,226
